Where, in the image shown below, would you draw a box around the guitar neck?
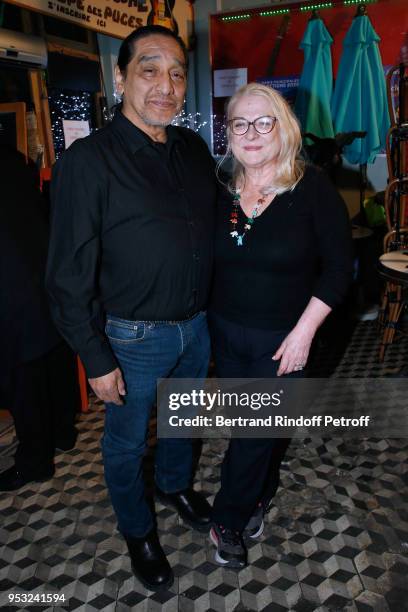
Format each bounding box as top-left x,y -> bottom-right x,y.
267,14 -> 291,77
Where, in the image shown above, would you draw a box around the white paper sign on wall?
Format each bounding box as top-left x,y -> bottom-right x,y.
214,68 -> 248,98
62,120 -> 90,150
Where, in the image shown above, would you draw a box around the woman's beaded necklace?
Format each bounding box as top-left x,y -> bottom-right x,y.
229,190 -> 266,246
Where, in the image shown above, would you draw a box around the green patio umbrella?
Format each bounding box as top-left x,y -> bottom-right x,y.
331,8 -> 390,165
295,15 -> 334,139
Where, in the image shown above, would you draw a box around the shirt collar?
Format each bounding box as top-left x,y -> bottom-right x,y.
112,108 -> 185,154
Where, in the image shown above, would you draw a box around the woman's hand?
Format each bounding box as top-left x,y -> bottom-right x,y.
272,297 -> 332,376
272,325 -> 314,376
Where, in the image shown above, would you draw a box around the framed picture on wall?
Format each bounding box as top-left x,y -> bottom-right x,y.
0,102 -> 28,158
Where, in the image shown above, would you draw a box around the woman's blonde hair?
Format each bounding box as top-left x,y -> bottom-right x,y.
218,82 -> 305,195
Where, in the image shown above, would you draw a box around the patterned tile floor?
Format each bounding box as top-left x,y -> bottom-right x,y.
0,319 -> 407,611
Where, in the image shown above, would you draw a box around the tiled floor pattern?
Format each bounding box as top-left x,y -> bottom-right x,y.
0,320 -> 407,611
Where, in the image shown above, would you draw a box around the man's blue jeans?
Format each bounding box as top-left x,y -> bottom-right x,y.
101,311 -> 210,538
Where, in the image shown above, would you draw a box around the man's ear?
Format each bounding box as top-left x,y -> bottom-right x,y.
114,65 -> 125,97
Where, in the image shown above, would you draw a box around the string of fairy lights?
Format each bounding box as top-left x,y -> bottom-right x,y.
48,90 -> 92,159
212,114 -> 228,154
171,109 -> 208,132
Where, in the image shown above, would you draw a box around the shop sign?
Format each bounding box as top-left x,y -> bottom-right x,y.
257,76 -> 300,107
5,0 -> 191,44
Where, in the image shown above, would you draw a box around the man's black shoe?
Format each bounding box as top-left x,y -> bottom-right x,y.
0,466 -> 55,492
124,529 -> 173,591
156,487 -> 212,531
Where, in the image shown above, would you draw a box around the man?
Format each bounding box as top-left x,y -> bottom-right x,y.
0,145 -> 79,492
46,26 -> 216,591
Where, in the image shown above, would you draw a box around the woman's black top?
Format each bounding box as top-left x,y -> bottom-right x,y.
210,165 -> 353,330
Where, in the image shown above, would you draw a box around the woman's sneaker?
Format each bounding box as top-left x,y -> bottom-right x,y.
244,502 -> 269,539
210,524 -> 247,568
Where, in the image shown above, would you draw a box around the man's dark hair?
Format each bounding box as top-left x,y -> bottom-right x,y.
117,25 -> 188,75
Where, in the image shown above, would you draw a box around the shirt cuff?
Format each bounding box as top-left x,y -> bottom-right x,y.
78,346 -> 118,379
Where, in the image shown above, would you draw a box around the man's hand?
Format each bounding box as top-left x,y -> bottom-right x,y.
88,368 -> 126,405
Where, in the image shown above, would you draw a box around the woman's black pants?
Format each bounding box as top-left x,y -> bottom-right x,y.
208,311 -> 300,533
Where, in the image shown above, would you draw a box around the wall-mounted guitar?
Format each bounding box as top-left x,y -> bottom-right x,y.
148,0 -> 179,35
266,13 -> 291,77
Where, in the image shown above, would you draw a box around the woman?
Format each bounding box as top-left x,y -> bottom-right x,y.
208,83 -> 353,568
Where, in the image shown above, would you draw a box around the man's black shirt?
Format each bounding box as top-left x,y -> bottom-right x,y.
46,111 -> 216,378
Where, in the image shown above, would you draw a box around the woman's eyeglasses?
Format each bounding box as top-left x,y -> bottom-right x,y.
227,115 -> 277,135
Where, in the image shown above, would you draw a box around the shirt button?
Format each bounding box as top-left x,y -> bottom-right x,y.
193,253 -> 200,261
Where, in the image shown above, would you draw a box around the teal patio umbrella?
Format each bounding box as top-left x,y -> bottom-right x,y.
295,15 -> 334,139
331,8 -> 390,165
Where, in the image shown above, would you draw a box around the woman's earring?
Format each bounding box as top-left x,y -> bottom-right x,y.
114,87 -> 123,104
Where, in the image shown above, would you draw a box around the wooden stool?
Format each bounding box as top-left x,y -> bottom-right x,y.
377,250 -> 408,361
